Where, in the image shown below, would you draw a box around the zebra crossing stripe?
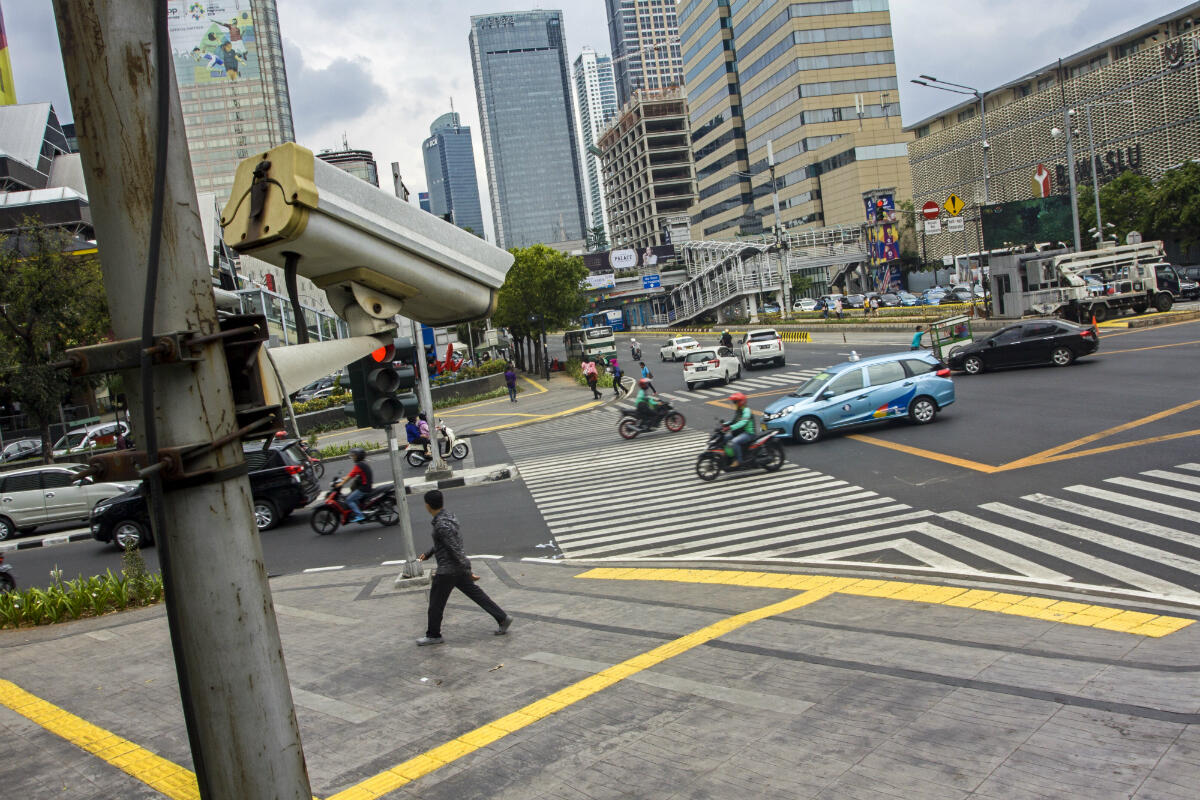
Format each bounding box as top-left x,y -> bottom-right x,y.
981,502 -> 1200,595
1140,469 -> 1200,487
1106,476 -> 1200,504
690,510 -> 933,559
1064,485 -> 1197,522
566,495 -> 900,558
1023,493 -> 1200,552
937,511 -> 1075,582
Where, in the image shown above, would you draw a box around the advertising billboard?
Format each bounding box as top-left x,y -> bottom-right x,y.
980,196 -> 1073,250
583,245 -> 674,273
864,192 -> 899,261
168,1 -> 259,87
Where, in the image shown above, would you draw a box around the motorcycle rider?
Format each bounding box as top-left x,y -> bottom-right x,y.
725,392 -> 754,468
335,448 -> 373,523
634,377 -> 662,430
720,329 -> 733,349
405,416 -> 429,458
630,337 -> 641,360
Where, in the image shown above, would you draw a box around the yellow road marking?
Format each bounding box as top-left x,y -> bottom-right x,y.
1097,318 -> 1200,337
473,400 -> 605,433
1034,428 -> 1200,464
520,375 -> 547,393
846,434 -> 1000,472
1096,338 -> 1200,355
575,567 -> 1195,637
326,586 -> 836,800
0,679 -> 200,799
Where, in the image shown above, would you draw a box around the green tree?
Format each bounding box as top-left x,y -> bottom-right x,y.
1148,161 -> 1200,249
586,225 -> 609,252
0,220 -> 111,461
492,244 -> 588,373
1077,170 -> 1155,246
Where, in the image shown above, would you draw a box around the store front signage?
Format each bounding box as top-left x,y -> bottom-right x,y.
1055,143 -> 1142,188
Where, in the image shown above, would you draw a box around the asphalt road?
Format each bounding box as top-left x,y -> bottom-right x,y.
7,316 -> 1199,603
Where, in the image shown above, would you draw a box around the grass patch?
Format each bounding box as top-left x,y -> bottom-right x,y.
314,440 -> 380,459
0,546 -> 164,629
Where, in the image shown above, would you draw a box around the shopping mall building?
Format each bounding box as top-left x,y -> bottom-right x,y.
906,2 -> 1200,262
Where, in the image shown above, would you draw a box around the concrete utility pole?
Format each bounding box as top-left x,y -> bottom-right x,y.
53,3 -> 311,798
386,423 -> 422,580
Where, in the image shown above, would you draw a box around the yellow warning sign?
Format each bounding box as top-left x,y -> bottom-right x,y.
943,194 -> 964,216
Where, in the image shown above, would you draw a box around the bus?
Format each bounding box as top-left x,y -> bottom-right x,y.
563,326 -> 617,363
581,309 -> 625,332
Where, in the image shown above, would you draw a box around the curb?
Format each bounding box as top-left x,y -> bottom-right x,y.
0,530 -> 93,553
401,465 -> 518,495
1098,308 -> 1200,329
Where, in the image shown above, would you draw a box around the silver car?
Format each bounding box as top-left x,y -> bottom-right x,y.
0,464 -> 137,540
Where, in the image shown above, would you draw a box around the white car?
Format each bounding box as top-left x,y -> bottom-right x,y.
659,336 -> 701,361
683,347 -> 740,390
792,298 -> 818,312
738,328 -> 785,368
52,421 -> 130,456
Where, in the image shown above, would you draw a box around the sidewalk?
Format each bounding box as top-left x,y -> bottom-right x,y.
2,561 -> 1197,799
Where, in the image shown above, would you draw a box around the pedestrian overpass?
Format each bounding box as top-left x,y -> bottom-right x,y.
653,227 -> 870,325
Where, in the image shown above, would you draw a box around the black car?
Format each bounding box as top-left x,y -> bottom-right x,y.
90,439 -> 320,548
947,320 -> 1099,375
878,293 -> 901,307
942,288 -> 976,305
843,293 -> 866,308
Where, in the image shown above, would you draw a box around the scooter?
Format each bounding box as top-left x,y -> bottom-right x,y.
631,344 -> 642,361
618,400 -> 686,439
0,552 -> 14,592
695,424 -> 785,481
405,420 -> 469,467
310,479 -> 399,535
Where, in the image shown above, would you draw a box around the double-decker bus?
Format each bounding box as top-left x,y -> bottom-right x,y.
563,326 -> 617,363
581,309 -> 624,332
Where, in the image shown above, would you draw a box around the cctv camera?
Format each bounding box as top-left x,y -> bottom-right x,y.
221,143 -> 513,335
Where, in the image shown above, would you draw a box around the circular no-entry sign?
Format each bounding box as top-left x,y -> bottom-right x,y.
922,201 -> 940,220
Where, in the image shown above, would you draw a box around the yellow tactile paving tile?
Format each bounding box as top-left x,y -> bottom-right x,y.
0,679 -> 200,800
574,567 -> 1196,638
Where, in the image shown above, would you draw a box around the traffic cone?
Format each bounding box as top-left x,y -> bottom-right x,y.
1091,314 -> 1097,327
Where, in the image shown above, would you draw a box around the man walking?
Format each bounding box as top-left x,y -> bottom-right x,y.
639,361 -> 656,393
610,357 -> 624,397
416,490 -> 512,645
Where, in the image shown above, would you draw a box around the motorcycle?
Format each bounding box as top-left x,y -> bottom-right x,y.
695,424 -> 785,481
618,400 -> 686,439
276,431 -> 325,480
310,479 -> 399,535
0,552 -> 14,592
405,420 -> 469,467
631,344 -> 642,361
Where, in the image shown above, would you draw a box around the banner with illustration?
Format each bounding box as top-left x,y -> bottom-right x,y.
168,1 -> 259,86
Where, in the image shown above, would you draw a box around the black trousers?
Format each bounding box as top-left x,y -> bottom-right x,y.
426,573 -> 506,637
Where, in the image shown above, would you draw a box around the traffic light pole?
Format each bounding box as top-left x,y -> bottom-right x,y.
386,423 -> 423,580
410,320 -> 452,479
53,2 -> 311,798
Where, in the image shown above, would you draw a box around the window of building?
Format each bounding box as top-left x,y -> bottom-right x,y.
1037,76 -> 1054,92
956,107 -> 976,123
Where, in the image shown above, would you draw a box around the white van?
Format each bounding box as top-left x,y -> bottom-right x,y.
52,421 -> 130,456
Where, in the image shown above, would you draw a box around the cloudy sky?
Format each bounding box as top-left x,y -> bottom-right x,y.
6,0 -> 1190,242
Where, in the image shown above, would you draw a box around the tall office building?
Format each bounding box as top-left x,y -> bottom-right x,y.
470,10 -> 588,251
681,0 -> 911,240
573,47 -> 619,235
605,0 -> 684,107
168,0 -> 295,201
421,111 -> 485,235
317,142 -> 380,186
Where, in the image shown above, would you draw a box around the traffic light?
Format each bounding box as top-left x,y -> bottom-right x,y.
342,339 -> 418,428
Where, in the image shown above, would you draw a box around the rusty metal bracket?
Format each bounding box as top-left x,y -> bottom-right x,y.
59,317 -> 268,378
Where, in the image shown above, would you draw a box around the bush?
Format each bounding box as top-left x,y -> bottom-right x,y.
314,440 -> 380,460
0,557 -> 164,628
430,358 -> 507,386
565,358 -> 614,389
293,388 -> 349,414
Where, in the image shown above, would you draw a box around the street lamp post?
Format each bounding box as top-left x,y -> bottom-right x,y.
1051,110 -> 1083,251
912,76 -> 990,204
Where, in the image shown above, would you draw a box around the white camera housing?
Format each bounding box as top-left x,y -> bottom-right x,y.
221,143 -> 512,333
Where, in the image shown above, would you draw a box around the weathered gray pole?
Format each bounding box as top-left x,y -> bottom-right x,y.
386,423 -> 423,580
52,3 -> 312,798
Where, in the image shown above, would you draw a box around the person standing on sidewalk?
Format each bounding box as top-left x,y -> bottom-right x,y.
609,357 -> 624,397
582,358 -> 601,399
504,362 -> 518,403
416,490 -> 512,645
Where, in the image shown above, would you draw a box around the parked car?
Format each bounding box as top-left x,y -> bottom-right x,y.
792,298 -> 819,312
683,347 -> 740,390
897,292 -> 920,306
761,303 -> 781,314
294,376 -> 337,403
1,438 -> 42,463
878,293 -> 901,307
307,386 -> 340,401
761,352 -> 955,443
737,328 -> 785,368
843,294 -> 866,309
920,292 -> 944,306
0,465 -> 137,541
90,438 -> 320,547
51,421 -> 130,457
659,336 -> 701,362
818,293 -> 844,310
946,319 -> 1099,375
942,288 -> 975,304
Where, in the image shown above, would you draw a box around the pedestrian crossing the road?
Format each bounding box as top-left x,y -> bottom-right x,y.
501,412 -> 1200,602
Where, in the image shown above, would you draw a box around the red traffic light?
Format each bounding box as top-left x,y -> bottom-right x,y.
371,344 -> 394,363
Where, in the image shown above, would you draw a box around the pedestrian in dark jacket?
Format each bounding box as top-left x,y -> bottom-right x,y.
416,490 -> 511,645
504,362 -> 517,403
609,357 -> 624,397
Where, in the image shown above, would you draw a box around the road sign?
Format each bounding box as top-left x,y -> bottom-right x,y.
1126,230 -> 1143,245
944,194 -> 964,216
642,274 -> 661,289
923,219 -> 942,234
946,216 -> 965,233
922,201 -> 940,220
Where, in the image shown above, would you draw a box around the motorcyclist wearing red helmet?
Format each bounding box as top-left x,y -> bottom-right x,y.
634,377 -> 662,430
726,392 -> 754,467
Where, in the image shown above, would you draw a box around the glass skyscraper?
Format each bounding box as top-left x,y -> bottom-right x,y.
573,47 -> 618,235
168,0 -> 294,202
605,0 -> 684,107
421,111 -> 486,236
470,10 -> 588,250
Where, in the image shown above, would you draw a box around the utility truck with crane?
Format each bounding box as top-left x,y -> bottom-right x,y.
988,241 -> 1175,322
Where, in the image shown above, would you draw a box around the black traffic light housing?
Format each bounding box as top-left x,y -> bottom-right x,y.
342,338 -> 419,428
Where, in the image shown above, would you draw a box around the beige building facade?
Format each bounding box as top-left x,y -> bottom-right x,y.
680,0 -> 911,241
907,2 -> 1200,260
597,88 -> 697,250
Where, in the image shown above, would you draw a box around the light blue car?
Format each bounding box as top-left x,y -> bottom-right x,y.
761,352 -> 955,443
897,292 -> 920,306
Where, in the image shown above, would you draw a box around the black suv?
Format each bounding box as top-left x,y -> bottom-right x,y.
90,439 -> 319,548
